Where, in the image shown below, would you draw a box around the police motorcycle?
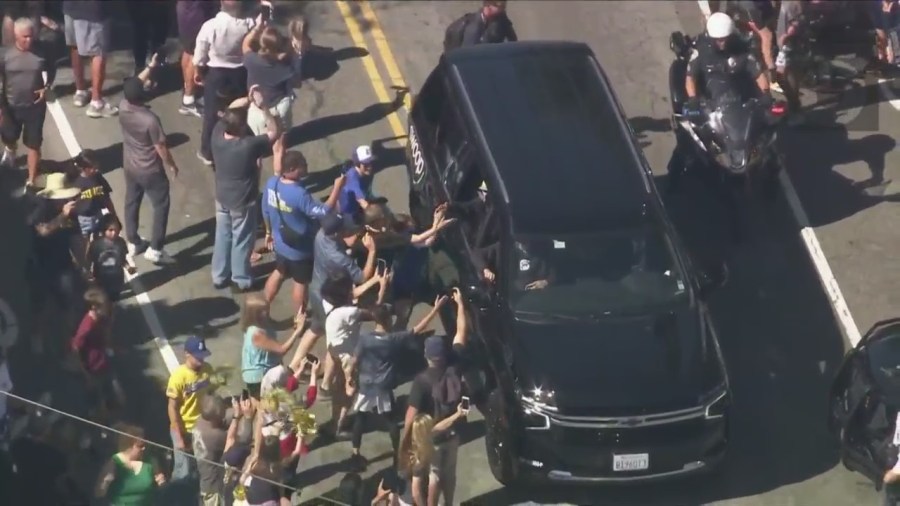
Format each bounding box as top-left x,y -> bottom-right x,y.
667,30 -> 786,237
829,319 -> 900,490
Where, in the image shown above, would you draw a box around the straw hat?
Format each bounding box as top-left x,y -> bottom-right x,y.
36,172 -> 80,200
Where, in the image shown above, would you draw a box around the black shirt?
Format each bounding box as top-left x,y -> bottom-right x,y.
28,197 -> 77,272
408,341 -> 466,436
74,173 -> 112,217
460,11 -> 518,47
686,34 -> 763,103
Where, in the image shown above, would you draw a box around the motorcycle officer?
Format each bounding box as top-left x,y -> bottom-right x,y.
685,12 -> 772,115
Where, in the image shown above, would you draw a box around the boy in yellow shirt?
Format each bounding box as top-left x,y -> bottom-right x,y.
166,335 -> 214,483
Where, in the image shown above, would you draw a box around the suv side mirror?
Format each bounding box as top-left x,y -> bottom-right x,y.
670,31 -> 688,56
465,284 -> 492,309
698,261 -> 729,298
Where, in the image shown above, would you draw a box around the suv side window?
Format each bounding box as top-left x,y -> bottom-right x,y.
435,103 -> 468,188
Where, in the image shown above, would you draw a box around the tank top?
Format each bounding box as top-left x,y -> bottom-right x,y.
242,325 -> 279,384
106,454 -> 155,506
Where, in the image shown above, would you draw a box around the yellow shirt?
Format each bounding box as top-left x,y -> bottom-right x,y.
166,363 -> 214,432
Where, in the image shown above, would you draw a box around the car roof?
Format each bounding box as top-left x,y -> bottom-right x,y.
442,42 -> 653,235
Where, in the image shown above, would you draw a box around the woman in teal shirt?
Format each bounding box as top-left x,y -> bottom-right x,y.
95,424 -> 165,506
241,294 -> 302,398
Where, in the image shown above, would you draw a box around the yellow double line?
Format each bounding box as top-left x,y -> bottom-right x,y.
335,0 -> 413,144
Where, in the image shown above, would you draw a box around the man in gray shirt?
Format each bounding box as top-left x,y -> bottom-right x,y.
0,17 -> 55,188
118,57 -> 180,265
211,88 -> 279,291
192,395 -> 229,506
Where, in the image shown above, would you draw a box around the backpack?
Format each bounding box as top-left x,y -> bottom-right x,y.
443,12 -> 477,52
430,366 -> 463,423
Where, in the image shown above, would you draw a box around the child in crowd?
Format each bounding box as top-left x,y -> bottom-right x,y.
240,294 -> 302,400
70,287 -> 123,426
73,149 -> 115,241
87,215 -> 136,302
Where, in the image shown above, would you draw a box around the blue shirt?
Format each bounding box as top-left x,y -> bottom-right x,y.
310,229 -> 365,293
355,331 -> 413,395
338,167 -> 372,216
262,176 -> 330,261
241,325 -> 279,384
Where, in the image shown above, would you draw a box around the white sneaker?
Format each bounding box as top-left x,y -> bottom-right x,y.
127,237 -> 149,259
144,247 -> 175,264
87,100 -> 119,118
0,147 -> 16,168
771,81 -> 784,94
73,89 -> 90,107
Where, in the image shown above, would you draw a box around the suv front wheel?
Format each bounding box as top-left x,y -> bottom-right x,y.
484,389 -> 519,486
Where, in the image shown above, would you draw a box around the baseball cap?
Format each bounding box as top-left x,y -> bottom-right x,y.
320,211 -> 362,237
184,335 -> 211,360
123,77 -> 147,103
424,335 -> 447,361
352,145 -> 376,165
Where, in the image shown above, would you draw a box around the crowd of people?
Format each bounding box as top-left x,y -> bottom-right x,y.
0,1 -> 520,505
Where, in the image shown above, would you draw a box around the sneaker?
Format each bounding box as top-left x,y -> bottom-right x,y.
127,237 -> 150,258
0,146 -> 16,168
197,152 -> 213,166
770,81 -> 784,94
73,90 -> 90,107
144,247 -> 175,264
178,102 -> 202,118
86,101 -> 119,118
348,454 -> 368,473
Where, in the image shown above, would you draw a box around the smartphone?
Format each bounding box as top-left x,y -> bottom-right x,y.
377,259 -> 388,272
260,4 -> 272,22
306,353 -> 319,365
460,396 -> 470,412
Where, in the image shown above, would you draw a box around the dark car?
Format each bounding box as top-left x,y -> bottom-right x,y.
405,41 -> 731,485
829,319 -> 900,488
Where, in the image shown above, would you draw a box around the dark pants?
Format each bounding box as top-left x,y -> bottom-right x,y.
124,170 -> 170,251
126,0 -> 170,69
200,66 -> 247,159
352,409 -> 400,464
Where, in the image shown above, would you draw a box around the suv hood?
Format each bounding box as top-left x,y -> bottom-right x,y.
513,303 -> 720,415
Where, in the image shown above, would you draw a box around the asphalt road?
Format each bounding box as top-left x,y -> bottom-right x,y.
1,0 -> 896,504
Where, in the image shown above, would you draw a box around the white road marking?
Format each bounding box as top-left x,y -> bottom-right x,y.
46,99 -> 180,372
878,78 -> 900,111
693,0 -> 862,345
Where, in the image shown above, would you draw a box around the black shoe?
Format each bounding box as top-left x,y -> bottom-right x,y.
230,284 -> 254,294
213,281 -> 229,290
348,453 -> 368,473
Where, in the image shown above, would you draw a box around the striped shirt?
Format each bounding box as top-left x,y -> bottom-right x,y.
192,11 -> 255,68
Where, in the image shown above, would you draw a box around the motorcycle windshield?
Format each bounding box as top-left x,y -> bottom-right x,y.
714,101 -> 755,167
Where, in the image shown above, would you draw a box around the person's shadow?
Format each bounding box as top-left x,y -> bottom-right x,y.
302,45 -> 369,82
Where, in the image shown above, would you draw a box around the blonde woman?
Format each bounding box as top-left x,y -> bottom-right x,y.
241,16 -> 306,166
240,294 -> 302,400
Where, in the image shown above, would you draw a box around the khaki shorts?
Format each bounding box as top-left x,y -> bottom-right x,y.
247,96 -> 294,136
64,15 -> 110,56
200,492 -> 224,506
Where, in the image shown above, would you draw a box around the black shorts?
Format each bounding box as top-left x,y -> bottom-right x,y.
275,255 -> 314,284
245,382 -> 261,400
1,103 -> 46,149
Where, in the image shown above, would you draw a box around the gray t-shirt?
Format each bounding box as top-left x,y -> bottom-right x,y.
310,229 -> 365,293
2,44 -> 55,108
118,100 -> 165,175
191,419 -> 228,494
776,1 -> 804,43
211,121 -> 270,211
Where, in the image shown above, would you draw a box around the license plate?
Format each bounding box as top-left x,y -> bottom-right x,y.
612,453 -> 649,472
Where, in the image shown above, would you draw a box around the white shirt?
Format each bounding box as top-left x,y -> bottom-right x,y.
260,365 -> 289,397
193,11 -> 255,68
0,361 -> 12,420
323,301 -> 363,357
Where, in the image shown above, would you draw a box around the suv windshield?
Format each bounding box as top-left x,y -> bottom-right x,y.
510,226 -> 687,317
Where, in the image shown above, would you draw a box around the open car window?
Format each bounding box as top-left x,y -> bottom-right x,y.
867,334 -> 900,402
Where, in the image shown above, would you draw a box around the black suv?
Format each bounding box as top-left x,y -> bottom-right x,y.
406,41 -> 731,485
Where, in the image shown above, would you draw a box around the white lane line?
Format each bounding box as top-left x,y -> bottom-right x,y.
692,0 -> 862,345
46,99 -> 180,372
878,78 -> 900,111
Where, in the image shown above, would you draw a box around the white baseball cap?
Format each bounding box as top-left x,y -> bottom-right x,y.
353,145 -> 376,165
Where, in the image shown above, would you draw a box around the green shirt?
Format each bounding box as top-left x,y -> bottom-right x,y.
106,454 -> 156,506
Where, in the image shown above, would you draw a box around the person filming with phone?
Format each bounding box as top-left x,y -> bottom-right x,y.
404,287 -> 470,506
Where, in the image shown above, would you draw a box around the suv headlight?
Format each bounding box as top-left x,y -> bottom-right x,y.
518,386 -> 554,430
703,385 -> 729,420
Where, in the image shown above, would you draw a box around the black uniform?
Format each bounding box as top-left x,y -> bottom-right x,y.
686,34 -> 765,105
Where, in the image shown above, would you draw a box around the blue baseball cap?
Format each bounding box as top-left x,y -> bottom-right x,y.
424,335 -> 446,361
184,335 -> 211,360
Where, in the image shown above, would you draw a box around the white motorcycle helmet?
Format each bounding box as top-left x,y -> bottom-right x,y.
706,12 -> 735,39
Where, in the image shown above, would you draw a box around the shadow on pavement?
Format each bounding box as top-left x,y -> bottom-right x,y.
286,91 -> 406,148
302,45 -> 370,83
461,171 -> 848,505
